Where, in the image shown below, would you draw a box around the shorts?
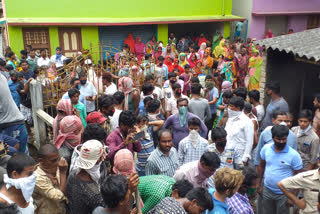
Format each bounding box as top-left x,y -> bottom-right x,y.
20,104 -> 33,125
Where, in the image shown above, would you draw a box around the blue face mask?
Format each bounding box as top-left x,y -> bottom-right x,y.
80,80 -> 87,85
178,106 -> 188,127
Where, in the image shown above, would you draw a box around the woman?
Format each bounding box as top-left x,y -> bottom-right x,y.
237,48 -> 249,88
173,59 -> 185,75
220,61 -> 234,85
188,53 -> 197,69
162,44 -> 175,59
213,40 -> 226,59
53,99 -> 74,142
164,56 -> 174,72
198,42 -> 207,59
181,65 -> 192,96
201,48 -> 213,75
154,45 -> 163,64
146,36 -> 157,55
55,115 -> 83,164
248,50 -> 263,91
118,76 -> 140,115
192,61 -> 204,77
214,81 -> 232,128
134,37 -> 145,63
178,53 -> 188,68
124,32 -> 135,53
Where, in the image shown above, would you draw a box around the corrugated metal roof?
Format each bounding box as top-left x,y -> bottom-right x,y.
255,28 -> 320,62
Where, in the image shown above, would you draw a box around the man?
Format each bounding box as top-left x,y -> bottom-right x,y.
208,167 -> 245,214
178,117 -> 209,166
139,82 -> 155,115
110,91 -> 124,133
145,129 -> 179,176
20,50 -> 28,60
62,77 -> 86,105
162,72 -> 184,102
68,88 -> 87,128
312,94 -> 320,138
106,111 -> 141,164
261,81 -> 289,131
145,75 -> 165,114
19,60 -> 35,81
141,53 -> 155,76
0,153 -> 36,212
227,168 -> 258,214
155,56 -> 168,85
225,96 -> 254,166
66,140 -> 105,214
37,49 -> 50,68
93,173 -> 140,214
8,71 -> 21,108
254,111 -> 297,168
187,45 -> 200,60
79,71 -> 97,115
168,32 -> 177,45
50,47 -> 66,67
149,187 -> 213,214
258,125 -> 303,214
278,162 -> 320,214
204,75 -> 219,130
33,144 -> 68,214
27,49 -> 38,73
177,36 -> 190,53
188,83 -> 211,121
166,83 -> 189,118
98,95 -> 116,136
0,59 -> 9,81
174,151 -> 220,188
248,89 -> 265,123
102,72 -> 117,96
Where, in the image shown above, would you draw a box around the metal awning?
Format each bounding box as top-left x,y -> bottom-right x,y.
255,28 -> 320,62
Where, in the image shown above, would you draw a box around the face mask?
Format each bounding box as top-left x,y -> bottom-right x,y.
170,80 -> 176,85
197,162 -> 214,182
3,173 -> 37,202
108,109 -> 115,117
159,62 -> 163,66
75,84 -> 81,90
11,77 -> 17,81
80,80 -> 87,85
141,125 -> 151,140
205,82 -> 214,90
85,162 -> 101,184
179,106 -> 188,127
215,140 -> 227,148
189,130 -> 199,146
228,108 -> 241,119
279,121 -> 287,126
247,187 -> 257,196
274,141 -> 286,150
175,89 -> 182,96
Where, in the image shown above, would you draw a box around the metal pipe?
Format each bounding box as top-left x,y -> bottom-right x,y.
222,0 -> 225,16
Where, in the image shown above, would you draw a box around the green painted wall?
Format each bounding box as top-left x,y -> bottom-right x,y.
7,26 -> 23,56
81,26 -> 100,60
49,27 -> 60,55
224,22 -> 231,38
5,0 -> 232,19
157,24 -> 168,46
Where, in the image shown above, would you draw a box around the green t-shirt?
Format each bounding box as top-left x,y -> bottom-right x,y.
74,102 -> 87,128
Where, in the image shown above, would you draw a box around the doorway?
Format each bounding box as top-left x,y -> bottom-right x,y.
58,28 -> 82,57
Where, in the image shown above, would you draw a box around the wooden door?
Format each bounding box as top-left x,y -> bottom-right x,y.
307,15 -> 320,29
58,28 -> 82,57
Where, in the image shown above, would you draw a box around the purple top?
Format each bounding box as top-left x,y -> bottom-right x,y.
181,73 -> 191,92
106,128 -> 142,163
163,112 -> 207,148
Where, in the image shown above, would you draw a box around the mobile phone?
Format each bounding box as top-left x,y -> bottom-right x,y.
133,131 -> 145,142
0,141 -> 7,157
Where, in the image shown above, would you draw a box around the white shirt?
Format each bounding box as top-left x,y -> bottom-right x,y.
104,82 -> 117,96
255,104 -> 265,122
37,57 -> 50,67
225,112 -> 254,162
110,109 -> 122,133
166,94 -> 189,115
50,55 -> 67,67
79,82 -> 97,112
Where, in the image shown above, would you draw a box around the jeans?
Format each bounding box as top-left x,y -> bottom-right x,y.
262,185 -> 289,214
0,124 -> 28,154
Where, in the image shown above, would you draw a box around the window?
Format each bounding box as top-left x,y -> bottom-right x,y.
307,15 -> 320,29
22,28 -> 50,56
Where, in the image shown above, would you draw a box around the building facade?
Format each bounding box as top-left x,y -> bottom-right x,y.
4,0 -> 244,57
233,0 -> 320,40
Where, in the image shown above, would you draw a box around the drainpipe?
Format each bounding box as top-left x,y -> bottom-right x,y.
222,0 -> 225,16
2,0 -> 9,46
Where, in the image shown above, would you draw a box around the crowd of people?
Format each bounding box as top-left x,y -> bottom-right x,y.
0,31 -> 319,214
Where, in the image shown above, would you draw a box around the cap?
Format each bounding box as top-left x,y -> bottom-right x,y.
75,140 -> 104,169
86,111 -> 107,124
112,149 -> 135,176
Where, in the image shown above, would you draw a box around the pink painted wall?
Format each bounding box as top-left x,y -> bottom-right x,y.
250,16 -> 265,39
288,16 -> 307,32
252,0 -> 320,13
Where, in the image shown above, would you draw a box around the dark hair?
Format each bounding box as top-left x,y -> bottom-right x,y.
298,109 -> 313,121
191,83 -> 202,95
229,96 -> 245,110
143,96 -> 153,106
7,153 -> 36,177
158,129 -> 172,142
186,187 -> 213,211
314,93 -> 320,103
20,50 -> 27,56
190,77 -> 200,84
233,88 -> 247,100
205,75 -> 213,81
123,44 -> 129,49
222,90 -> 233,99
168,72 -> 177,79
0,58 -> 8,66
0,202 -> 19,214
16,73 -> 24,79
98,95 -> 115,111
79,71 -> 87,78
69,78 -> 79,85
184,64 -> 191,69
271,124 -> 289,138
248,90 -> 260,102
188,117 -> 201,128
211,127 -> 227,141
272,110 -> 287,119
38,144 -> 59,159
200,152 -> 221,169
40,49 -> 46,54
119,110 -> 136,127
68,88 -> 80,98
102,72 -> 112,82
157,56 -> 164,61
56,47 -> 62,51
136,115 -> 149,124
63,58 -> 72,65
100,175 -> 128,208
244,102 -> 252,113
172,180 -> 193,198
177,98 -> 189,105
113,91 -> 125,105
242,168 -> 258,187
7,51 -> 15,58
267,81 -> 280,94
145,54 -> 152,60
83,123 -> 107,143
172,83 -> 181,91
142,83 -> 154,95
5,64 -> 14,71
145,75 -> 154,82
19,59 -> 29,67
146,99 -> 160,113
172,68 -> 179,73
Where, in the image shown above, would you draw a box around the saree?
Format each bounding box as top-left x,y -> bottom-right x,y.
213,40 -> 226,59
248,54 -> 263,91
179,53 -> 189,68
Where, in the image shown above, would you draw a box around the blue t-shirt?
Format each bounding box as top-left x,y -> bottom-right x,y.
261,97 -> 289,130
207,188 -> 229,214
208,87 -> 219,114
8,79 -> 21,107
21,70 -> 35,80
260,143 -> 303,194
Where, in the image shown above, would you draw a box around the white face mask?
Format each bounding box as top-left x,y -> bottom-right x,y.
141,125 -> 151,141
85,162 -> 101,184
279,122 -> 287,126
189,129 -> 199,146
4,173 -> 37,202
228,108 -> 241,119
148,113 -> 158,121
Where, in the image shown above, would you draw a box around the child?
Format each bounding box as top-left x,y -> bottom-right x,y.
291,109 -> 320,170
192,61 -> 204,77
181,64 -> 192,96
68,88 -> 87,128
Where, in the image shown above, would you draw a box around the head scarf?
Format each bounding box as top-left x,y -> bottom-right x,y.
221,80 -> 232,93
53,99 -> 74,142
55,47 -> 62,63
164,56 -> 174,72
188,53 -> 198,68
113,149 -> 135,176
134,37 -> 145,55
162,44 -> 175,59
54,115 -> 83,149
179,53 -> 188,67
155,46 -> 163,64
118,77 -> 135,110
124,33 -> 135,54
213,40 -> 226,58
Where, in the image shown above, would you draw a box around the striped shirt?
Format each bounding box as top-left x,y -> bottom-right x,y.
136,127 -> 155,176
145,147 -> 179,177
178,135 -> 209,166
147,197 -> 187,214
226,192 -> 254,214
